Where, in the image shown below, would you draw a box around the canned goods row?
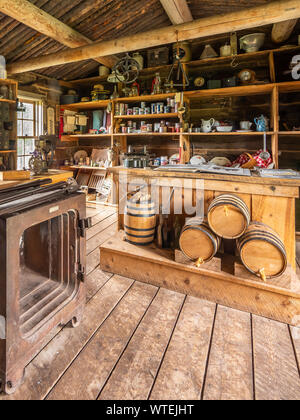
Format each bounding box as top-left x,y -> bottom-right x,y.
115,100 -> 177,116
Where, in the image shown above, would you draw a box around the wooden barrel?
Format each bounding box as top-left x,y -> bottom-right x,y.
124,195 -> 156,246
179,217 -> 221,263
208,194 -> 250,239
237,221 -> 287,279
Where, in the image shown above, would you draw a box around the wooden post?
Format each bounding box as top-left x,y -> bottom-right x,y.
271,86 -> 279,169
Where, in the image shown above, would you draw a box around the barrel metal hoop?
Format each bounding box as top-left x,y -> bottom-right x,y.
124,225 -> 156,232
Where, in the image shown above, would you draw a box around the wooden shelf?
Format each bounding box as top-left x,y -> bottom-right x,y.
278,131 -> 300,135
114,113 -> 178,119
186,132 -> 274,136
0,150 -> 17,153
61,100 -> 110,111
69,133 -> 111,138
63,46 -> 300,86
114,93 -> 176,103
113,132 -> 180,136
0,98 -> 16,104
0,79 -> 18,85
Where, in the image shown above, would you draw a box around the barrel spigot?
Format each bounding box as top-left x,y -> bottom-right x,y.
195,257 -> 204,268
259,268 -> 266,282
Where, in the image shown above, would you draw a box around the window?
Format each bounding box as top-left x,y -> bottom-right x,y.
17,98 -> 43,170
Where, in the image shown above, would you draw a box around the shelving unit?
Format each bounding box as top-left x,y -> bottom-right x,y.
0,78 -> 18,170
59,46 -> 300,170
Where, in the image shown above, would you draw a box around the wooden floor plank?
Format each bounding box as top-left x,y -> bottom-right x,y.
87,222 -> 118,274
86,213 -> 118,241
253,315 -> 300,400
150,296 -> 216,400
89,208 -> 117,227
290,326 -> 300,375
98,288 -> 185,400
0,276 -> 133,401
87,218 -> 117,254
86,267 -> 113,301
86,207 -> 102,218
202,305 -> 253,401
46,282 -> 158,400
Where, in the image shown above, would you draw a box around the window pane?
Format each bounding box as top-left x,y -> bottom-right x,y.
23,103 -> 34,120
24,156 -> 31,169
23,120 -> 34,137
17,120 -> 23,136
17,139 -> 25,155
24,138 -> 35,154
17,156 -> 24,170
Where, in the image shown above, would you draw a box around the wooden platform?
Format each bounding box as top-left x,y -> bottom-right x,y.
1,204 -> 299,400
100,231 -> 300,327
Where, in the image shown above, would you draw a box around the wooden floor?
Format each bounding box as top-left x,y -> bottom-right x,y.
1,204 -> 300,400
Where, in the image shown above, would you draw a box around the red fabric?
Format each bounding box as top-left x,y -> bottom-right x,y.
232,150 -> 272,168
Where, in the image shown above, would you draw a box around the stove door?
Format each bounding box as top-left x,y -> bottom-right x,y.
19,210 -> 81,337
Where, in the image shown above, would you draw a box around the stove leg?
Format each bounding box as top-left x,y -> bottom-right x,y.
69,307 -> 84,328
1,368 -> 25,395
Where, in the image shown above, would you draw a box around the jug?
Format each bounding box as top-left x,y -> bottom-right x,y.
201,118 -> 215,133
254,115 -> 269,132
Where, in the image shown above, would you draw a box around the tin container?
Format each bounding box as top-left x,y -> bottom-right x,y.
127,108 -> 133,115
151,103 -> 157,114
145,107 -> 151,115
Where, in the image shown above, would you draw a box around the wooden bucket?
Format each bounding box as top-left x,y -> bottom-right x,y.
124,195 -> 156,246
179,217 -> 221,263
237,221 -> 287,279
208,194 -> 250,239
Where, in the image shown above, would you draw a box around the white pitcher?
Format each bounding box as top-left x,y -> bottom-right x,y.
201,118 -> 215,133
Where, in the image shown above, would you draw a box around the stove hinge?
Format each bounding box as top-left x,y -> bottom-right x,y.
77,264 -> 85,282
78,217 -> 92,237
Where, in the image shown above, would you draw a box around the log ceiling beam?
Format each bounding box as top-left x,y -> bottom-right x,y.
6,0 -> 300,75
160,0 -> 193,25
272,19 -> 298,43
0,0 -> 118,68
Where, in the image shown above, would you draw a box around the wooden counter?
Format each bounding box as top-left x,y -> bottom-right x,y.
100,166 -> 300,326
0,170 -> 74,191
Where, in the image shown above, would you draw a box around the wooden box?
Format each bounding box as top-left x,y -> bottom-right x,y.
147,47 -> 170,67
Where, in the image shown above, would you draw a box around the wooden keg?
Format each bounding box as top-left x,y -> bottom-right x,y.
237,222 -> 287,279
179,218 -> 221,263
124,195 -> 156,246
208,194 -> 250,239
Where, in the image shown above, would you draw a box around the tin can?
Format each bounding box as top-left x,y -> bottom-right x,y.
141,102 -> 146,109
164,106 -> 171,114
161,156 -> 168,166
127,108 -> 133,115
151,103 -> 156,114
145,107 -> 151,115
139,108 -> 145,115
133,107 -> 139,115
147,124 -> 153,132
157,103 -> 164,114
154,158 -> 161,166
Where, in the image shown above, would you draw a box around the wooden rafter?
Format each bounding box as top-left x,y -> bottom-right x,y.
6,0 -> 300,75
160,0 -> 193,24
0,0 -> 118,68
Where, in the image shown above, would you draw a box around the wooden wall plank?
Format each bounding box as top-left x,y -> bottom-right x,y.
46,282 -> 158,400
202,305 -> 253,400
98,288 -> 185,400
0,276 -> 134,401
150,297 -> 216,400
253,315 -> 300,400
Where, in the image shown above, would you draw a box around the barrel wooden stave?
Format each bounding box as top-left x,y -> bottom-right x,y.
208,194 -> 250,239
237,222 -> 287,278
179,219 -> 220,262
124,197 -> 156,246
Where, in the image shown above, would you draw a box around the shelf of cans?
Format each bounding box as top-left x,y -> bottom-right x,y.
114,97 -> 178,117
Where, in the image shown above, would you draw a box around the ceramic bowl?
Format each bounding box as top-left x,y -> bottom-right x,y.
216,126 -> 233,132
240,33 -> 265,52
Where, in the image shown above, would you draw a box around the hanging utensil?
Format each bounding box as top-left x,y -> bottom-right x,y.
259,132 -> 270,160
178,91 -> 186,114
